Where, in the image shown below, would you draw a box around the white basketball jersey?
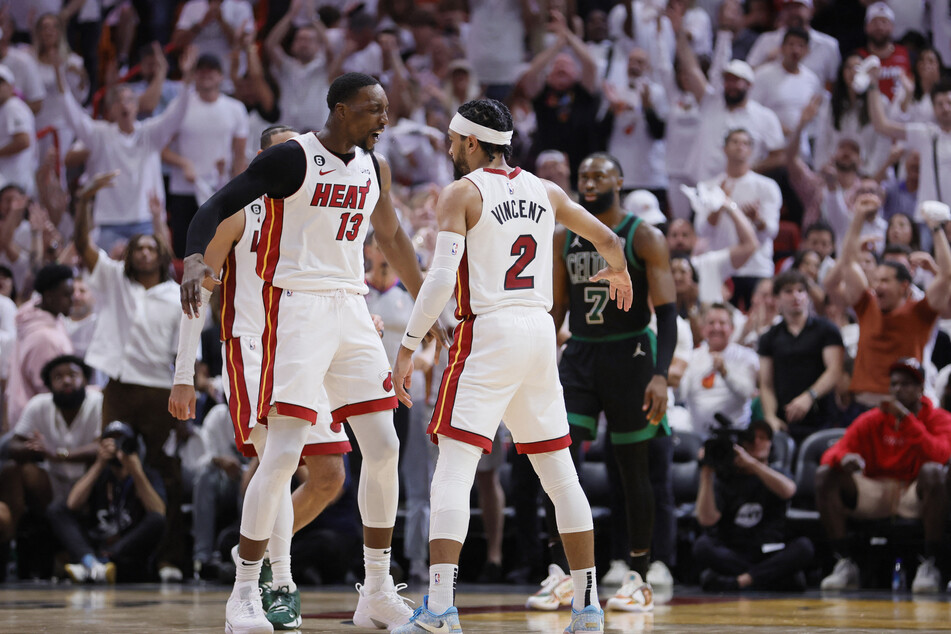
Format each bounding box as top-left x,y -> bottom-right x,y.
256,133 -> 381,293
456,167 -> 554,318
221,198 -> 267,339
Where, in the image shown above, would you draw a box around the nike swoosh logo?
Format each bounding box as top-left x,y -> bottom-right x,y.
319,169 -> 335,176
405,334 -> 420,339
419,620 -> 448,633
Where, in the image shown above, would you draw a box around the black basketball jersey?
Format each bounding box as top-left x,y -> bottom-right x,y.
563,214 -> 652,340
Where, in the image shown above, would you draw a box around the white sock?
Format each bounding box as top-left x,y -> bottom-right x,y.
235,552 -> 263,585
364,545 -> 391,593
269,485 -> 295,591
427,564 -> 458,615
571,567 -> 598,609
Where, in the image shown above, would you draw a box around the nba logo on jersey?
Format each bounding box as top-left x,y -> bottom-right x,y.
434,573 -> 441,584
507,181 -> 515,196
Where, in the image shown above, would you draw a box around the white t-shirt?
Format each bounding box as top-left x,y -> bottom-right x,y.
13,390 -> 103,502
273,54 -> 330,133
0,46 -> 44,104
606,2 -> 676,79
467,0 -> 527,85
341,43 -> 384,79
605,77 -> 668,189
365,280 -> 414,366
175,0 -> 254,83
693,248 -> 733,305
906,122 -> 951,214
749,61 -> 822,136
679,341 -> 759,436
0,95 -> 36,196
746,27 -> 842,86
168,91 -> 249,197
931,0 -> 951,64
687,92 -> 784,183
695,171 -> 782,278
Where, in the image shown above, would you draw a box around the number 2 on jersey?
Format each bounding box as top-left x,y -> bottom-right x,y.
335,212 -> 364,241
504,235 -> 537,290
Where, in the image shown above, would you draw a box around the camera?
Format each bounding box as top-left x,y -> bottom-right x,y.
701,413 -> 740,476
102,420 -> 139,458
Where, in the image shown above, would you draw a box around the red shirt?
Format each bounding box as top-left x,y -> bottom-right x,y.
821,398 -> 951,482
858,45 -> 911,100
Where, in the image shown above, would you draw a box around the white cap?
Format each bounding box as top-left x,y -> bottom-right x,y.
623,190 -> 666,226
865,2 -> 895,25
722,59 -> 754,83
0,65 -> 14,87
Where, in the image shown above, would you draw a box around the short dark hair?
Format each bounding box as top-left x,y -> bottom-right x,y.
783,26 -> 810,45
260,124 -> 297,151
772,269 -> 808,295
123,234 -> 172,283
0,183 -> 25,198
669,251 -> 698,283
581,152 -> 624,179
792,249 -> 819,270
34,264 -> 74,294
932,78 -> 951,100
456,99 -> 514,161
0,264 -> 16,299
327,72 -> 381,112
883,243 -> 912,258
703,302 -> 733,319
804,220 -> 834,240
880,260 -> 913,284
724,127 -> 752,145
40,354 -> 91,390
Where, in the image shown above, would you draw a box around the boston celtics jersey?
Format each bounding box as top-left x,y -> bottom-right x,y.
563,214 -> 651,340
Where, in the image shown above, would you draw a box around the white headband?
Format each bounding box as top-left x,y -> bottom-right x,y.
449,112 -> 512,146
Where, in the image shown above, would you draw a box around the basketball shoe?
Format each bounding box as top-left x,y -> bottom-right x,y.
606,571 -> 653,612
353,575 -> 414,629
526,564 -> 574,611
225,583 -> 273,634
820,558 -> 859,591
266,585 -> 302,630
564,603 -> 605,633
391,596 -> 463,633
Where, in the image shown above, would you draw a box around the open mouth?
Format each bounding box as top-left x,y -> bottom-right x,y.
370,129 -> 383,141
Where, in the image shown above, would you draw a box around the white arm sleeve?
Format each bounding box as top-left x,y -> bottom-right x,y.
401,231 -> 465,351
173,287 -> 212,385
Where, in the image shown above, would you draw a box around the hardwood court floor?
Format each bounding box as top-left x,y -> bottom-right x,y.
2,582 -> 951,633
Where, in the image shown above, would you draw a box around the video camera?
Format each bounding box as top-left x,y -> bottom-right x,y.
701,413 -> 741,476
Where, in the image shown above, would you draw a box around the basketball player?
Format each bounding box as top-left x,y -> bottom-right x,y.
181,74 -> 442,634
169,125 -> 350,631
390,99 -> 634,634
543,153 -> 678,613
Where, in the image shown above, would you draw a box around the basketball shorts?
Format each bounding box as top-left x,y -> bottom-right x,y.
559,329 -> 670,445
222,335 -> 351,458
428,307 -> 570,455
851,473 -> 922,520
258,285 -> 398,426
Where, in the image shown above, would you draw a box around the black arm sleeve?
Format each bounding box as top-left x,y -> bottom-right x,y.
644,106 -> 666,140
653,302 -> 678,379
184,141 -> 307,257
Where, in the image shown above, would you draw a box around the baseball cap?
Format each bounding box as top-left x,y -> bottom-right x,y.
195,54 -> 223,71
723,59 -> 754,83
742,419 -> 774,443
865,2 -> 895,25
623,190 -> 666,226
889,357 -> 925,384
0,64 -> 14,87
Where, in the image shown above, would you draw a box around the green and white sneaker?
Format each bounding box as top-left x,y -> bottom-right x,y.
260,556 -> 272,586
266,585 -> 302,630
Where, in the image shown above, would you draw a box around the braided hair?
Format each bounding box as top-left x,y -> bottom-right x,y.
456,99 -> 514,161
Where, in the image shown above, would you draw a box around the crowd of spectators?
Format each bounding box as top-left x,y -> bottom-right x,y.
0,0 -> 949,596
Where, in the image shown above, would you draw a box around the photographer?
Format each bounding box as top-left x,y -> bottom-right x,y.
47,421 -> 166,583
694,420 -> 813,592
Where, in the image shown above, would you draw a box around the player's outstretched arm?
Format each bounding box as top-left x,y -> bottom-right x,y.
636,222 -> 677,425
181,141 -> 306,317
544,180 -> 633,311
170,212 -> 246,420
392,180 -> 475,407
551,225 -> 571,331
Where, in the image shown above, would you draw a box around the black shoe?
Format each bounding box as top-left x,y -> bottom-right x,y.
477,561 -> 503,583
700,569 -> 739,592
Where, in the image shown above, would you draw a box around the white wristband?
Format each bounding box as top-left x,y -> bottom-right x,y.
401,231 -> 464,351
173,287 -> 212,385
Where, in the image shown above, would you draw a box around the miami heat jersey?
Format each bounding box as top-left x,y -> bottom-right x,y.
456,167 -> 554,318
220,198 -> 267,340
256,133 -> 381,293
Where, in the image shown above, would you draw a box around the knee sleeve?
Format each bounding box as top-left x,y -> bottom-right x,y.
240,415 -> 309,541
349,410 -> 401,528
529,449 -> 593,534
268,483 -> 294,559
249,423 -> 267,457
429,437 -> 482,543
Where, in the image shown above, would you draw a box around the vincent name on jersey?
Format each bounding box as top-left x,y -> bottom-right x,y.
489,199 -> 548,226
311,179 -> 373,209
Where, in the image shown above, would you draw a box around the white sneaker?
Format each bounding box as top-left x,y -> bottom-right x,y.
601,560 -> 630,587
89,561 -> 116,584
65,563 -> 90,583
353,575 -> 414,629
159,565 -> 183,583
912,558 -> 941,594
525,564 -> 573,611
606,571 -> 654,612
225,584 -> 273,634
646,561 -> 673,590
820,558 -> 860,591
